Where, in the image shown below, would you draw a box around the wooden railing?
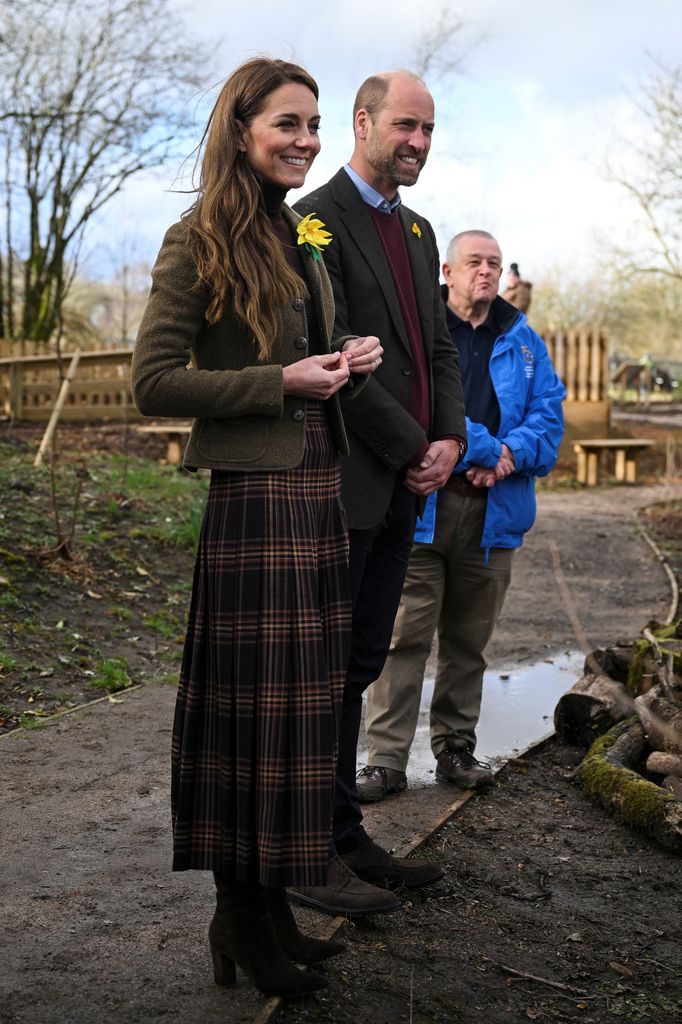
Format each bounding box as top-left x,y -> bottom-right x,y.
542,327 -> 609,402
0,348 -> 137,422
0,328 -> 611,425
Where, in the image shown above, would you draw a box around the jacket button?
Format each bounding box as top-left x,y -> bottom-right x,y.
401,368 -> 412,376
295,336 -> 307,349
292,409 -> 305,422
293,298 -> 304,311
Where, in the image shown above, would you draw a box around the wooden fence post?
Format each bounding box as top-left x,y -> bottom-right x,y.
33,350 -> 82,468
8,361 -> 24,421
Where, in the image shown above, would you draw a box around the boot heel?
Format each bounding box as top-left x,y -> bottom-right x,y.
211,878 -> 327,997
210,942 -> 236,987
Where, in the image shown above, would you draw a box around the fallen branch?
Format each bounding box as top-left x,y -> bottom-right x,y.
554,672 -> 634,746
635,687 -> 682,755
642,627 -> 681,703
480,956 -> 588,995
33,349 -> 81,468
646,751 -> 682,776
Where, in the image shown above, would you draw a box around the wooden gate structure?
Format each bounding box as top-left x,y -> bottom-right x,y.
542,327 -> 610,445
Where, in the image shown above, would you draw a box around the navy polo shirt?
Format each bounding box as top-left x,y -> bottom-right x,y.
444,296 -> 501,436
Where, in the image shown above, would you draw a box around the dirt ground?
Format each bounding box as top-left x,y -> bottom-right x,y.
1,422 -> 682,1024
278,739 -> 682,1024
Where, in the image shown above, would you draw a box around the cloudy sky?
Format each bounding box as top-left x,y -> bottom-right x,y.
89,0 -> 681,283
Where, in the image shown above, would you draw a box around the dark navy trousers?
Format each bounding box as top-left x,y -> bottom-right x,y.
332,481 -> 417,852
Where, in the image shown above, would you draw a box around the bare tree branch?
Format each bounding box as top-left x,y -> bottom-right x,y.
0,0 -> 210,343
608,60 -> 682,282
412,6 -> 467,82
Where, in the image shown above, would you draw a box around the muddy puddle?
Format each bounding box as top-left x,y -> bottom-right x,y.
359,651 -> 585,784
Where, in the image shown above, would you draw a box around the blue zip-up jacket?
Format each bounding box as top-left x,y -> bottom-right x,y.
415,296 -> 565,550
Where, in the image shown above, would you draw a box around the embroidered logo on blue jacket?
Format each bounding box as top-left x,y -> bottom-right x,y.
521,344 -> 534,379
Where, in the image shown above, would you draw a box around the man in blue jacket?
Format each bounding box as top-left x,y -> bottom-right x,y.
357,229 -> 565,799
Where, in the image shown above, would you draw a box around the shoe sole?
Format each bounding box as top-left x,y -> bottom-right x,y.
435,770 -> 495,791
285,888 -> 401,918
356,784 -> 407,805
368,866 -> 445,891
356,778 -> 403,802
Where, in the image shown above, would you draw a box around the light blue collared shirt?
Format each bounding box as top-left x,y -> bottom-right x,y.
343,163 -> 402,214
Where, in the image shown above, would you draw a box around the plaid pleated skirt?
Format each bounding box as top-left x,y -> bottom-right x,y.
171,404 -> 351,887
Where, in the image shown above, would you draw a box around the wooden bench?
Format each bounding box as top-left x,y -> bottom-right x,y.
573,438 -> 655,486
137,423 -> 191,465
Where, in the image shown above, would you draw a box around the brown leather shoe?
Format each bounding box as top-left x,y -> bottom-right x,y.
286,856 -> 401,918
436,740 -> 495,791
356,765 -> 407,803
340,838 -> 443,890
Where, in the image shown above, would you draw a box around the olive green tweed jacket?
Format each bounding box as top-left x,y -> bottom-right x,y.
132,206 -> 360,471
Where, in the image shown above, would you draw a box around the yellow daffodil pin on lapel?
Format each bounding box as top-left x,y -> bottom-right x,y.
297,213 -> 332,261
411,221 -> 422,238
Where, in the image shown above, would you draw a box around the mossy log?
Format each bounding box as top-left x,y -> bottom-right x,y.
635,688 -> 682,755
554,673 -> 634,746
579,718 -> 682,853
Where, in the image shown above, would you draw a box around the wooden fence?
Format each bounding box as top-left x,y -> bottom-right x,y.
542,327 -> 609,402
0,348 -> 137,422
0,329 -> 611,433
542,327 -> 610,441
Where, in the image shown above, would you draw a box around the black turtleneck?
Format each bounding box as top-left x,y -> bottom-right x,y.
261,179 -> 288,217
260,179 -> 322,355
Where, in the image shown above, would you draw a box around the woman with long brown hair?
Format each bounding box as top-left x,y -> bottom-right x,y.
132,57 -> 382,999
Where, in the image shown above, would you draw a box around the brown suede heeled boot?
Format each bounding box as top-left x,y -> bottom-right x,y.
210,875 -> 326,998
264,888 -> 346,964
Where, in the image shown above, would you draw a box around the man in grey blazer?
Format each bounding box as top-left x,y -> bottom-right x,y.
289,70 -> 466,917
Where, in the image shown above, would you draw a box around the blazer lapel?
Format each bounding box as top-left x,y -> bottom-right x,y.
399,206 -> 434,355
282,204 -> 333,347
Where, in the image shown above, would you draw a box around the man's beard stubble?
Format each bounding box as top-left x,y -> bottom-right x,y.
365,139 -> 424,189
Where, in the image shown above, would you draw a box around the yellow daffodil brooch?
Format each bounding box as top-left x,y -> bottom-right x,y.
411,221 -> 422,238
297,212 -> 332,261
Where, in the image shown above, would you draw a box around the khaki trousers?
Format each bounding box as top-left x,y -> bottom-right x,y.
364,488 -> 514,772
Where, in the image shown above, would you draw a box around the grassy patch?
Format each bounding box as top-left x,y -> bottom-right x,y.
108,604 -> 134,621
0,652 -> 18,672
0,440 -> 196,733
91,657 -> 132,693
141,612 -> 180,637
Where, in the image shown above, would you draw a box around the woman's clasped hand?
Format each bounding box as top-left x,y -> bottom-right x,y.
283,334 -> 383,398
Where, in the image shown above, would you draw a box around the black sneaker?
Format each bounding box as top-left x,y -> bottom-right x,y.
436,740 -> 494,790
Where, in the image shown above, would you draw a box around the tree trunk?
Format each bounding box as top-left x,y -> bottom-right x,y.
586,645 -> 635,683
646,751 -> 682,776
554,673 -> 634,746
663,777 -> 682,800
579,719 -> 682,853
635,688 -> 682,755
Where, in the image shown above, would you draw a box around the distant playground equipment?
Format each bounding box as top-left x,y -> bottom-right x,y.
612,358 -> 682,403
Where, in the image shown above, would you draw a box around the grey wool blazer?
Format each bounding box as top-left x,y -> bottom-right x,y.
295,169 -> 466,529
132,206 -> 361,472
